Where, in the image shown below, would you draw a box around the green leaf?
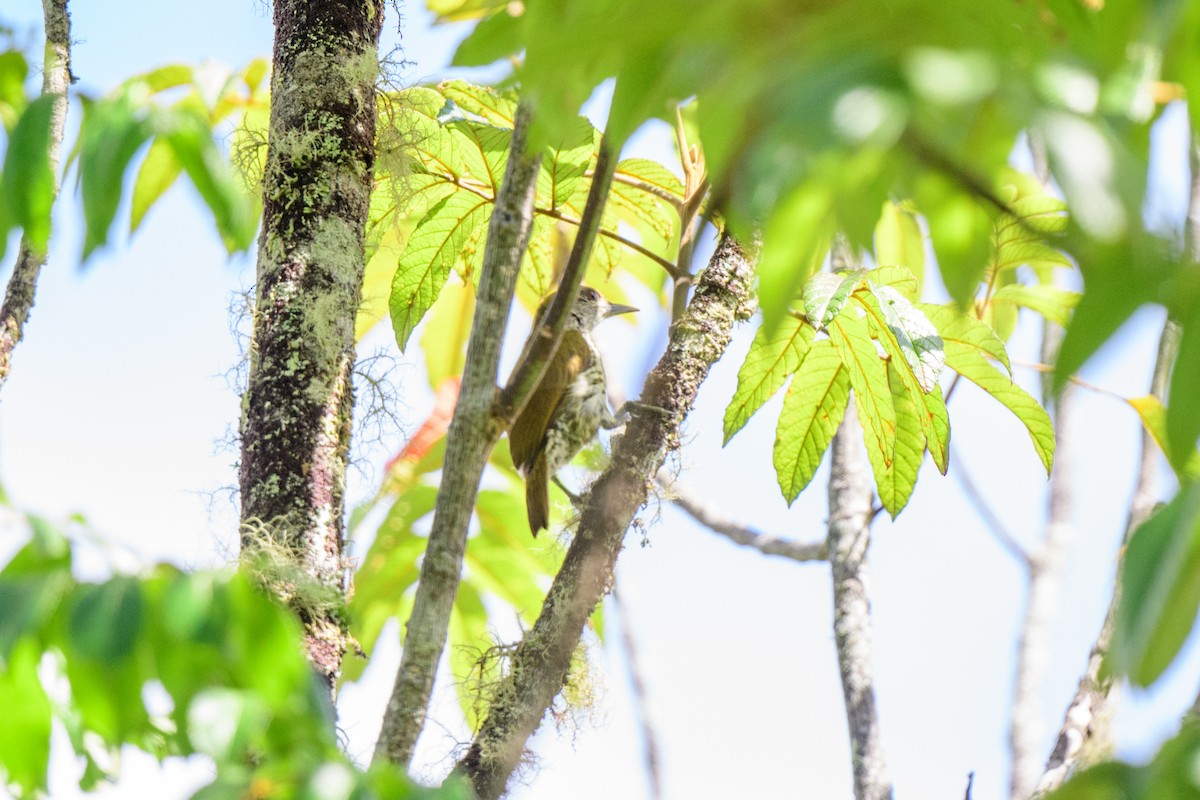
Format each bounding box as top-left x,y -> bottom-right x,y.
428,0 -> 507,23
943,341 -> 1054,473
828,308 -> 896,467
1113,484 -> 1200,686
390,190 -> 493,350
152,105 -> 257,253
129,136 -> 183,234
1041,762 -> 1142,800
420,275 -> 476,386
990,283 -> 1080,327
803,272 -> 860,332
68,578 -> 144,664
1167,305 -> 1200,473
757,182 -> 834,332
537,116 -> 595,211
0,51 -> 29,128
1127,395 -> 1200,482
723,318 -> 815,444
920,303 -> 1011,372
3,94 -> 58,254
869,360 -> 925,517
922,384 -> 951,475
0,639 -> 52,793
772,340 -> 850,503
1052,230 -> 1169,392
859,285 -> 944,392
864,265 -> 919,297
873,200 -> 925,293
187,688 -> 269,762
439,79 -> 517,126
609,157 -> 684,246
78,95 -> 156,259
912,176 -> 994,305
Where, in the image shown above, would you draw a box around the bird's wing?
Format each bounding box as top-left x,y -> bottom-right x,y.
508,329 -> 593,472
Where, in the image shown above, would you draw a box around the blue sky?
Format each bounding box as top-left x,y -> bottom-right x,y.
1,2 -> 1196,799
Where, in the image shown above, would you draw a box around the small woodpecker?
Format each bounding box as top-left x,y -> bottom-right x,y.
509,286 -> 636,535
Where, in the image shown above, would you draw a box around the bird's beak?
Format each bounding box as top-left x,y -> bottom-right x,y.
604,303 -> 638,318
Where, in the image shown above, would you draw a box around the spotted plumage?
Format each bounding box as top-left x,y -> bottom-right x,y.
509,287 -> 635,534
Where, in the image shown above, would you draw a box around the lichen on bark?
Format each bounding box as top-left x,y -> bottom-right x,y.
239,0 -> 385,695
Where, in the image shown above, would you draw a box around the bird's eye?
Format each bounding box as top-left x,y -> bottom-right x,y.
583,287 -> 598,301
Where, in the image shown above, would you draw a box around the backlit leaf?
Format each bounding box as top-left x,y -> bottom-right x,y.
859,285 -> 944,392
920,303 -> 1011,371
772,340 -> 849,503
944,341 -> 1054,473
829,308 -> 896,467
1127,395 -> 1200,481
723,317 -> 815,444
803,272 -> 859,332
991,283 -> 1080,327
869,360 -> 925,517
873,200 -> 925,293
390,190 -> 493,350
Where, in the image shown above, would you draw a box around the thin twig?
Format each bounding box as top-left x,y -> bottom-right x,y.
948,448 -> 1031,566
0,0 -> 73,395
373,101 -> 541,768
612,583 -> 663,800
828,404 -> 893,800
657,470 -> 827,562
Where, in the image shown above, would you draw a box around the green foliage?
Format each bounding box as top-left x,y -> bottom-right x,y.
378,80 -> 681,348
0,512 -> 457,799
74,61 -> 263,259
2,93 -> 56,255
1044,725 -> 1200,800
347,417 -> 568,718
1111,484 -> 1200,687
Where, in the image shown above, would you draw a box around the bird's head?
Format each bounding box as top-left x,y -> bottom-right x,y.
566,286 -> 637,330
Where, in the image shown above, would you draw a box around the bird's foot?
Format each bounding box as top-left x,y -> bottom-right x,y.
606,400 -> 673,428
552,476 -> 584,508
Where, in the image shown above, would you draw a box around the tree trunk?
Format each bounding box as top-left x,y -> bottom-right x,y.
0,0 -> 73,395
238,0 -> 384,695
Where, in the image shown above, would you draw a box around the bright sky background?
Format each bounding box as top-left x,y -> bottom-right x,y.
1,2 -> 1197,799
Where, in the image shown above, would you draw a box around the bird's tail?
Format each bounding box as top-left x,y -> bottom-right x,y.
525,455 -> 550,536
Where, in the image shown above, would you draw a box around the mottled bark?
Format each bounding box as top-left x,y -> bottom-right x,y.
373,102 -> 541,767
0,0 -> 73,395
238,0 -> 384,694
456,232 -> 755,800
827,408 -> 893,800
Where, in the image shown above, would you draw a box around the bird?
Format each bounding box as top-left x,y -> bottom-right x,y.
509,286 -> 636,535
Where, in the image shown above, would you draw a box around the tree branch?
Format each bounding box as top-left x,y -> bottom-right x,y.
0,0 -> 73,396
372,101 -> 541,768
1033,315 -> 1180,796
1009,327 -> 1075,800
455,231 -> 756,799
494,135 -> 618,428
827,406 -> 893,800
657,469 -> 828,562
